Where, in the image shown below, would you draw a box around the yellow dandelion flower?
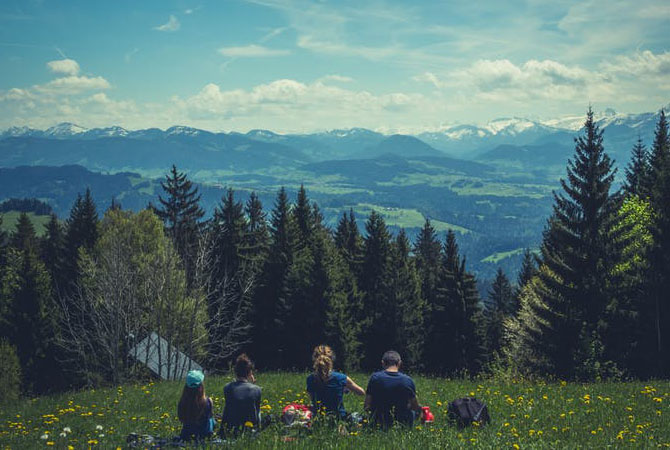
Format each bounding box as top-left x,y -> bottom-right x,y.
244,421 -> 254,428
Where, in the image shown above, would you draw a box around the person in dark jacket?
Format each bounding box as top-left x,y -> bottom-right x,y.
220,354 -> 262,435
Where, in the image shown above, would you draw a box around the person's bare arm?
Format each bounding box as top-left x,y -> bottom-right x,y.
409,396 -> 423,419
364,394 -> 374,411
345,377 -> 366,396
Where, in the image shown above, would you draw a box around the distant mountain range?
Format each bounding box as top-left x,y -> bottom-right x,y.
1,107 -> 664,168
0,106 -> 666,282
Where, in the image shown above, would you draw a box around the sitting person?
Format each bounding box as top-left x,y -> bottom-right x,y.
306,345 -> 365,419
177,369 -> 215,441
364,350 -> 423,428
220,354 -> 262,435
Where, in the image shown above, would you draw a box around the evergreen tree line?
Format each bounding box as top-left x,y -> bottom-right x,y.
506,108 -> 670,379
0,108 -> 668,397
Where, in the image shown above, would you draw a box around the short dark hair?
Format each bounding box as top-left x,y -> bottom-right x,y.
234,353 -> 254,378
381,350 -> 401,368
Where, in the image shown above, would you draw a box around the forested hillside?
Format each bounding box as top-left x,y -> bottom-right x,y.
1,110 -> 669,399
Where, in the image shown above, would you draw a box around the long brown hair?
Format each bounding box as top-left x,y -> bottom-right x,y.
178,384 -> 208,423
313,354 -> 333,383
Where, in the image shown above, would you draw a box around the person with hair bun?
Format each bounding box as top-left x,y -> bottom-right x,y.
306,345 -> 365,419
220,354 -> 262,435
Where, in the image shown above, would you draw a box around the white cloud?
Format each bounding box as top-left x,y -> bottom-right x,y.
317,74 -> 354,83
35,75 -> 111,95
602,50 -> 670,79
46,59 -> 80,76
414,58 -> 609,104
218,44 -> 290,57
171,78 -> 432,132
154,15 -> 180,32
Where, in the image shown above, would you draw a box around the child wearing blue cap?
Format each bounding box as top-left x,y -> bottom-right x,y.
178,369 -> 216,441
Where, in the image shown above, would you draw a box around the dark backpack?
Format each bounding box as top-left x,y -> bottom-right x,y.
447,397 -> 490,427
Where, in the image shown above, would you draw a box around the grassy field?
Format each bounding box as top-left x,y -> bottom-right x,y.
1,373 -> 668,449
0,211 -> 51,237
329,203 -> 471,234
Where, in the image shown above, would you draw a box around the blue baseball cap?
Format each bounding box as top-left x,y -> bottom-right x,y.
186,370 -> 204,388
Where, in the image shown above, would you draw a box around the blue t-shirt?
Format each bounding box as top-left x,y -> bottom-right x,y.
306,371 -> 348,418
179,397 -> 215,440
366,370 -> 417,427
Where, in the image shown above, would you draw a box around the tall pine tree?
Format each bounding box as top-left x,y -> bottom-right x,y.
360,211 -> 394,370
648,109 -> 670,374
155,165 -> 204,284
390,230 -> 425,369
414,218 -> 442,328
41,214 -> 65,296
62,189 -> 99,296
623,136 -> 651,198
1,218 -> 61,394
485,268 -> 515,359
508,109 -> 617,378
252,188 -> 298,368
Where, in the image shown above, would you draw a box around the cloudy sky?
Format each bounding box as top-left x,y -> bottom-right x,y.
1,0 -> 669,133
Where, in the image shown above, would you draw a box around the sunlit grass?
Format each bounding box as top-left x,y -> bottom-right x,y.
1,373 -> 668,449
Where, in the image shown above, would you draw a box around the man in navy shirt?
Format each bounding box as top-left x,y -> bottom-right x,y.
364,350 -> 423,428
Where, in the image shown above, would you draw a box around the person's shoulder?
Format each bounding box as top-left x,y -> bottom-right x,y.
369,370 -> 385,381
332,371 -> 347,383
399,372 -> 416,385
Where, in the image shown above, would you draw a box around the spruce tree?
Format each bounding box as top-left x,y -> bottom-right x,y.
360,211 -> 394,370
414,218 -> 442,328
62,189 -> 99,296
623,136 -> 651,198
11,212 -> 38,252
253,188 -> 297,368
211,188 -> 248,281
485,268 -> 515,358
41,214 -> 65,296
293,185 -> 313,242
334,209 -> 364,280
423,230 -> 484,374
155,165 -> 204,284
648,109 -> 670,374
390,230 -> 425,368
508,109 -> 617,378
244,192 -> 270,274
1,222 -> 61,394
516,249 -> 537,293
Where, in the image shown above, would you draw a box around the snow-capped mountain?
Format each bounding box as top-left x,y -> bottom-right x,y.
82,126 -> 129,139
0,105 -> 665,163
44,122 -> 88,138
0,126 -> 42,139
166,125 -> 207,137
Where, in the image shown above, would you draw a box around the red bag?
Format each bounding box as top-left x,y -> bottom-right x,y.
422,406 -> 435,423
281,404 -> 313,427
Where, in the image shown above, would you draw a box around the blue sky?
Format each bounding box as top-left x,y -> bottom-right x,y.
1,0 -> 669,132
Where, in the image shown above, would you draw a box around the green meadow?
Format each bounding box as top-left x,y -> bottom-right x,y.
1,373 -> 668,449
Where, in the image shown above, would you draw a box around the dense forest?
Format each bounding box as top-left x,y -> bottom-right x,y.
0,109 -> 668,398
